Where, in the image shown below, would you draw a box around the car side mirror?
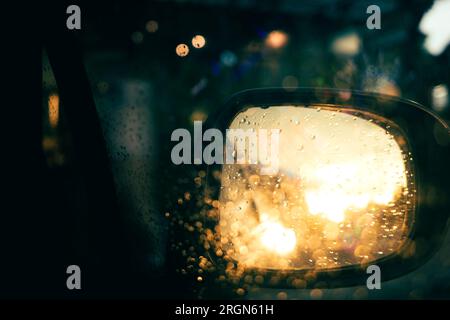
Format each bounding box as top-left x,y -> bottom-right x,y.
201,88 -> 450,288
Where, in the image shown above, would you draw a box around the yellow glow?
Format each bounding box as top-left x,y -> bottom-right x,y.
192,35 -> 206,49
375,78 -> 401,97
190,110 -> 208,122
176,43 -> 189,57
331,32 -> 361,56
304,159 -> 403,223
218,106 -> 414,270
48,94 -> 59,128
265,30 -> 288,49
257,214 -> 297,255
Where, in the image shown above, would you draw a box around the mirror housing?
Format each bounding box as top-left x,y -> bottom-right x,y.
203,88 -> 450,288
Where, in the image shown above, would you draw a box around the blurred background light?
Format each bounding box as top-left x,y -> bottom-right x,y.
131,31 -> 144,44
265,30 -> 288,49
48,94 -> 59,129
176,43 -> 189,57
192,35 -> 206,49
331,32 -> 361,56
376,79 -> 400,97
419,0 -> 450,56
220,50 -> 237,67
190,110 -> 208,123
364,76 -> 401,97
432,84 -> 449,112
145,20 -> 159,33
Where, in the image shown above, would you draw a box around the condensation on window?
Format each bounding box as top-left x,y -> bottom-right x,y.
93,79 -> 166,270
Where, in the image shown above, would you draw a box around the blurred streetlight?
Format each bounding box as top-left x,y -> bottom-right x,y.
265,30 -> 288,49
176,43 -> 189,57
192,35 -> 206,49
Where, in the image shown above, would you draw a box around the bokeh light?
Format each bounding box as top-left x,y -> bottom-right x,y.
145,20 -> 159,33
176,43 -> 189,57
432,84 -> 448,112
419,0 -> 450,55
331,32 -> 361,56
220,50 -> 237,67
48,94 -> 59,128
131,31 -> 144,44
192,35 -> 206,49
265,30 -> 288,49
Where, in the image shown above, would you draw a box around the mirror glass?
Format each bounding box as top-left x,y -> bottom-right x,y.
218,106 -> 415,271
